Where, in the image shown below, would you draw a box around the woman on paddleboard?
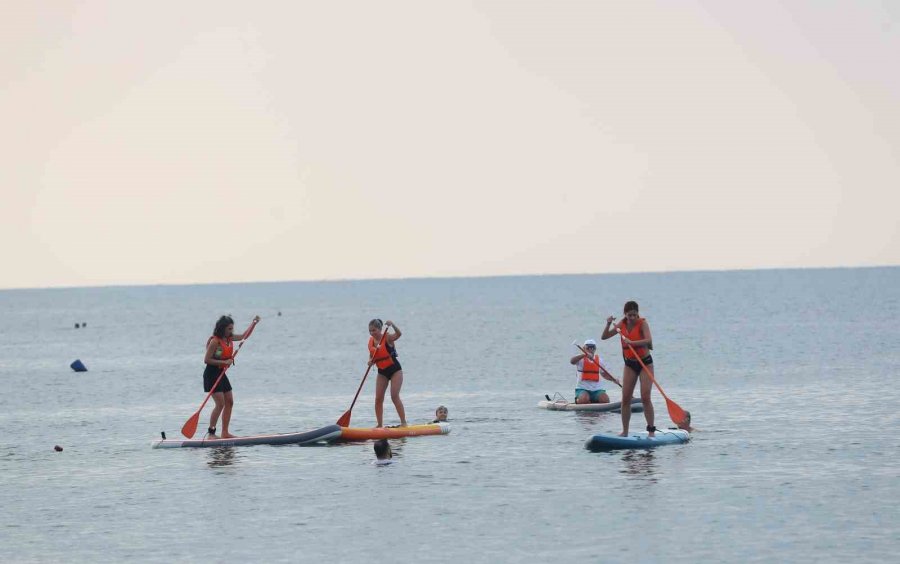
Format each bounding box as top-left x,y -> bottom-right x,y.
601,301 -> 656,437
368,319 -> 407,428
203,314 -> 260,439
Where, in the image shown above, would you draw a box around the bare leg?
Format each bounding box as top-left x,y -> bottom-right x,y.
575,391 -> 591,404
374,374 -> 389,428
221,391 -> 236,438
597,392 -> 610,404
619,367 -> 639,436
639,370 -> 655,437
208,392 -> 225,436
390,371 -> 407,426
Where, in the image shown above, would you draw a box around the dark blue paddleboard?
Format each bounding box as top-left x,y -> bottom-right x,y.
152,424 -> 342,448
585,429 -> 690,451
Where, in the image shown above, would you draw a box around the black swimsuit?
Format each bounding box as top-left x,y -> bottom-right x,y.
623,354 -> 653,375
203,364 -> 232,393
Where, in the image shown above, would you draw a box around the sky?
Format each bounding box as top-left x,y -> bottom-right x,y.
1,1 -> 898,289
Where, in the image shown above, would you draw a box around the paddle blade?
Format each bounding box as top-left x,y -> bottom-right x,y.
336,410 -> 352,427
665,397 -> 688,426
181,412 -> 200,438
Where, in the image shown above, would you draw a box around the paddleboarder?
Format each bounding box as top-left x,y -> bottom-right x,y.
203,314 -> 260,439
569,339 -> 620,404
601,301 -> 656,437
367,319 -> 407,428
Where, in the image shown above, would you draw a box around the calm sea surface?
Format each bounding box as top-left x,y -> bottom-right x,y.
1,268 -> 898,563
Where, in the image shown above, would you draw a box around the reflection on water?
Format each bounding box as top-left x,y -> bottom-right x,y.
573,410 -> 605,433
206,447 -> 238,468
619,450 -> 658,482
387,437 -> 407,459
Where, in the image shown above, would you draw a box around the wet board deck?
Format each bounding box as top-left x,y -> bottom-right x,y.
152,424 -> 342,448
339,422 -> 450,441
538,397 -> 643,412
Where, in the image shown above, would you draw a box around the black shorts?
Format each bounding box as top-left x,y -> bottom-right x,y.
203,364 -> 233,393
623,355 -> 653,375
378,360 -> 402,380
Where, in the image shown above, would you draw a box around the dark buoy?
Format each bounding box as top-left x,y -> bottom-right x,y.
75,323 -> 80,329
54,445 -> 63,452
277,311 -> 282,317
82,322 -> 87,328
70,359 -> 87,372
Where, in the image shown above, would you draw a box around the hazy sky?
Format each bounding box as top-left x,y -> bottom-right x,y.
2,1 -> 898,289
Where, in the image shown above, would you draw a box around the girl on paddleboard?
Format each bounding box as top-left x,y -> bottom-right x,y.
367,319 -> 407,428
601,301 -> 656,437
203,314 -> 260,438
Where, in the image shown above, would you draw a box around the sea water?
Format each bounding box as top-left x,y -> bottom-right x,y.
1,268 -> 898,563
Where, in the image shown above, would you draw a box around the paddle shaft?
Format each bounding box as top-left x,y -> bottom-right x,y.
614,321 -> 687,424
338,325 -> 391,425
572,342 -> 622,388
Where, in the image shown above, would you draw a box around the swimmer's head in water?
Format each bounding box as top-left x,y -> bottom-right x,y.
435,406 -> 448,421
373,439 -> 391,459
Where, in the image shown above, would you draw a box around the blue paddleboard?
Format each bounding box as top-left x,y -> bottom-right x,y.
585,429 -> 690,451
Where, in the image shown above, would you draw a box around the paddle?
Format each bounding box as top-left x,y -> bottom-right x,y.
572,341 -> 622,388
613,321 -> 687,425
336,324 -> 390,427
181,318 -> 259,438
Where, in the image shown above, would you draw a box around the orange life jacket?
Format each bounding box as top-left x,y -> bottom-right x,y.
619,318 -> 649,359
369,336 -> 395,369
579,354 -> 601,382
207,336 -> 233,364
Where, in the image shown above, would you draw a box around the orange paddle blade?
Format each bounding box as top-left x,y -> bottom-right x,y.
181,412 -> 200,438
641,363 -> 688,425
664,395 -> 687,426
336,410 -> 352,427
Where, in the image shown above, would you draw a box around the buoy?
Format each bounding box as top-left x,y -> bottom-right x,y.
75,323 -> 80,329
277,311 -> 282,317
54,445 -> 63,452
82,322 -> 87,327
70,359 -> 87,372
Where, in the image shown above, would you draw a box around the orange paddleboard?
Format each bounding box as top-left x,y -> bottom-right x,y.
339,422 -> 450,441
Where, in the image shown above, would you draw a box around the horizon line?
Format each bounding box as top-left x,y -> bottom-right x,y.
2,262 -> 897,292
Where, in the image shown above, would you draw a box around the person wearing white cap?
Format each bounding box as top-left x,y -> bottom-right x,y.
570,339 -> 620,404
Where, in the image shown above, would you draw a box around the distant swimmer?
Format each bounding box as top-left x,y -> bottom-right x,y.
432,405 -> 448,423
602,301 -> 656,437
367,319 -> 407,428
373,439 -> 393,466
570,339 -> 620,404
203,314 -> 260,439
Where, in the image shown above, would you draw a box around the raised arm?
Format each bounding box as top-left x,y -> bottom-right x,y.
233,315 -> 261,341
570,353 -> 587,365
385,320 -> 401,342
600,316 -> 618,340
